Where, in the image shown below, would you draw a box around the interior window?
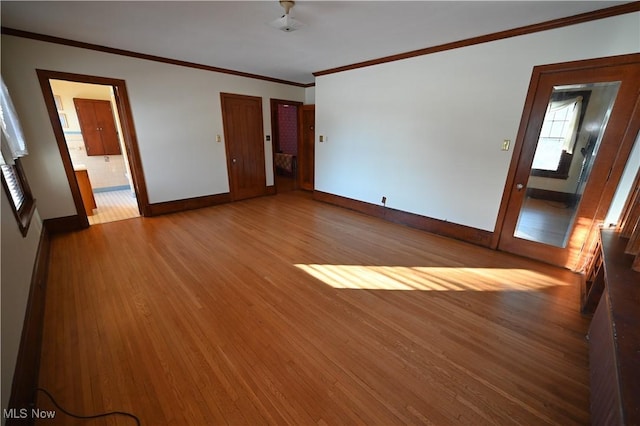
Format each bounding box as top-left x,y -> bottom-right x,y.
533,102 -> 577,170
531,90 -> 590,179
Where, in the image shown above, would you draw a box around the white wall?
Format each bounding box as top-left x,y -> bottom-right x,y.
1,36 -> 305,219
605,133 -> 640,226
305,86 -> 316,104
1,192 -> 43,410
315,13 -> 640,232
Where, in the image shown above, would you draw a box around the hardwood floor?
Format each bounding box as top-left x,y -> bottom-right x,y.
275,173 -> 297,193
515,197 -> 575,247
38,191 -> 590,425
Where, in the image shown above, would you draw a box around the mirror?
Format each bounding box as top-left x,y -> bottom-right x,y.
514,81 -> 621,247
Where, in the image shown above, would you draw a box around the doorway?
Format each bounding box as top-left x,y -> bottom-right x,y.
221,93 -> 267,201
496,54 -> 640,270
37,69 -> 149,228
50,80 -> 138,225
270,98 -> 302,193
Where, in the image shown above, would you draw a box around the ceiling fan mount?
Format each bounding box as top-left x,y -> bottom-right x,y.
279,1 -> 295,15
270,0 -> 303,33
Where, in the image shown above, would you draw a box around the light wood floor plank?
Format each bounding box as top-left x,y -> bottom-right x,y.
37,191 -> 590,425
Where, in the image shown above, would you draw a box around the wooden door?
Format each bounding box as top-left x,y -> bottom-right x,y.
74,98 -> 121,156
497,55 -> 640,270
221,93 -> 267,200
298,105 -> 315,191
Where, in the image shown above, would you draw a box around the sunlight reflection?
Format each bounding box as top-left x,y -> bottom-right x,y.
294,264 -> 571,291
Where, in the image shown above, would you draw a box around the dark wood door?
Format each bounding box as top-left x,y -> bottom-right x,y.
74,98 -> 121,156
298,105 -> 315,191
221,93 -> 267,200
497,55 -> 640,270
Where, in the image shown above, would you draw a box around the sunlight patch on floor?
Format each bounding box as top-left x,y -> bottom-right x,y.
294,264 -> 571,291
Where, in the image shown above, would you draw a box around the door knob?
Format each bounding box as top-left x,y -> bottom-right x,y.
516,183 -> 524,191
232,158 -> 237,164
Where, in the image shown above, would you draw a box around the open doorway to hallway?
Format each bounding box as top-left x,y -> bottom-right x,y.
49,79 -> 139,225
271,99 -> 302,193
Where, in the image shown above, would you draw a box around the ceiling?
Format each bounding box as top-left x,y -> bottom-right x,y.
1,1 -> 631,85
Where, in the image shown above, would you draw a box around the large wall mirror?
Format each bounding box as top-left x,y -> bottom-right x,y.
514,81 -> 621,247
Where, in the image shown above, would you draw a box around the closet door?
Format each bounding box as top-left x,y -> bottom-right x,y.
221,93 -> 267,200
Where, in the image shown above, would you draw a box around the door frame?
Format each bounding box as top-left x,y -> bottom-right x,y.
298,104 -> 315,191
36,69 -> 150,226
270,98 -> 303,191
491,53 -> 640,270
36,69 -> 151,225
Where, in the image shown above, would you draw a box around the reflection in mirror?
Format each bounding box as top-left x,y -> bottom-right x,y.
514,81 -> 621,247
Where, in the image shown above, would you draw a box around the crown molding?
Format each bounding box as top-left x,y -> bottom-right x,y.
314,2 -> 640,77
1,27 -> 309,88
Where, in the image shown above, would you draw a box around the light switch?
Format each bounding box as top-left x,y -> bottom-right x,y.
266,135 -> 271,141
319,135 -> 324,142
216,135 -> 221,143
501,139 -> 511,151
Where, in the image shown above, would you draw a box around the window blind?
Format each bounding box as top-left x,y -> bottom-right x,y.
1,163 -> 25,210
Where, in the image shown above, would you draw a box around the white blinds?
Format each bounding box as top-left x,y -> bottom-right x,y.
1,163 -> 25,209
546,96 -> 582,155
0,76 -> 28,165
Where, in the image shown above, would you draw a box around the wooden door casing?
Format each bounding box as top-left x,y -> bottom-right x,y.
37,69 -> 150,226
74,98 -> 122,156
298,105 -> 315,191
496,54 -> 640,270
221,93 -> 267,201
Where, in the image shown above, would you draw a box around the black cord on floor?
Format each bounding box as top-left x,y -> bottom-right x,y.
35,387 -> 141,425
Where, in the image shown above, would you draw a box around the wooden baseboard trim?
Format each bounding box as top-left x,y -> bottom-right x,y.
313,191 -> 493,248
148,193 -> 232,216
43,215 -> 86,234
266,185 -> 276,195
6,228 -> 51,426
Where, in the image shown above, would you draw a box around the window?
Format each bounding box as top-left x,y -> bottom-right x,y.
2,161 -> 26,209
531,91 -> 590,179
1,158 -> 35,236
1,76 -> 35,236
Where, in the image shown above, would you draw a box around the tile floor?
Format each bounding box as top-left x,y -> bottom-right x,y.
88,189 -> 140,225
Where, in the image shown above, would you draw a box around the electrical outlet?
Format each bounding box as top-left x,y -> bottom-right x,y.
502,139 -> 511,151
381,196 -> 387,205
